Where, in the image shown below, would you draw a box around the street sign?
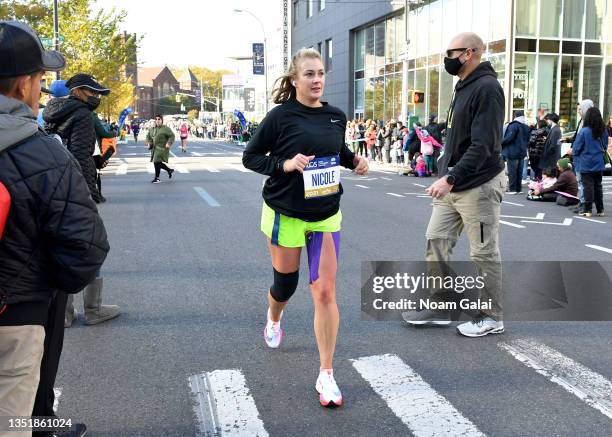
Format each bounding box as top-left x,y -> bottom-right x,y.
253,43 -> 265,75
41,36 -> 65,48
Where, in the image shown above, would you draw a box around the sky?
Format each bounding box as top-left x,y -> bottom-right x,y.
92,0 -> 282,71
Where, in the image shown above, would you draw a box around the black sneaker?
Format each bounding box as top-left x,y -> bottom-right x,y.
53,423 -> 87,437
402,309 -> 451,326
168,169 -> 174,179
151,178 -> 161,184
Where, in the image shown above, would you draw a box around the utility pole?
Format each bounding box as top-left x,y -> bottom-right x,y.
400,0 -> 409,124
53,0 -> 60,79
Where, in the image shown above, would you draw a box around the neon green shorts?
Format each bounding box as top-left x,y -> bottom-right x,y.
260,202 -> 342,247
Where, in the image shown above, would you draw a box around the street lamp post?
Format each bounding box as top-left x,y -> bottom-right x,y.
53,0 -> 60,79
233,9 -> 268,114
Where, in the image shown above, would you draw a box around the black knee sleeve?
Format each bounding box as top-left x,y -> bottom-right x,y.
270,268 -> 299,302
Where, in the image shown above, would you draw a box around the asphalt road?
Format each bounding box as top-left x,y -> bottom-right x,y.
55,137 -> 612,437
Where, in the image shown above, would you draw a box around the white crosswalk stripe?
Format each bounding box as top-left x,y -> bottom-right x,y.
500,338 -> 612,419
351,354 -> 485,437
189,370 -> 268,437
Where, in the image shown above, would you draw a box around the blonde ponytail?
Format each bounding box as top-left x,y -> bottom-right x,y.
272,47 -> 322,104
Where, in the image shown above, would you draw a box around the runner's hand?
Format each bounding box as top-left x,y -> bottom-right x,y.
165,143 -> 171,149
426,176 -> 453,199
353,155 -> 369,175
283,154 -> 315,173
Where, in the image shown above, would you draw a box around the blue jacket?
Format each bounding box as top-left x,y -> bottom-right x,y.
501,119 -> 530,159
572,127 -> 607,173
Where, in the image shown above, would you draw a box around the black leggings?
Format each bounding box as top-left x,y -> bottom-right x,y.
154,162 -> 172,178
581,171 -> 604,213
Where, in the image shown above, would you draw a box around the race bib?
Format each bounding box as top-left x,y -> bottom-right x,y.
303,155 -> 341,199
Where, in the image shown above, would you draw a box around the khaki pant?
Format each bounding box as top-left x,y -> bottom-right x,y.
0,325 -> 45,437
425,171 -> 506,319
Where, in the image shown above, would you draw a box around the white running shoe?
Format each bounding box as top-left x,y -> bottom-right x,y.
457,316 -> 504,337
316,370 -> 343,407
263,309 -> 283,348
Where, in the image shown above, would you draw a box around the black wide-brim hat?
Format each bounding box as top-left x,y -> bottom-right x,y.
66,73 -> 111,95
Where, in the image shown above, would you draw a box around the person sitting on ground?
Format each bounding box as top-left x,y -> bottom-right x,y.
526,158 -> 578,205
415,152 -> 427,177
527,167 -> 557,197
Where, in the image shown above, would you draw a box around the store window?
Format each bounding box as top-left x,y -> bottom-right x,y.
365,79 -> 374,120
393,73 -> 402,121
585,0 -> 605,40
385,17 -> 396,65
355,79 -> 365,113
563,0 -> 585,39
374,77 -> 384,121
414,69 -> 427,121
438,70 -> 454,123
325,39 -> 333,72
513,54 -> 536,117
375,22 -> 386,68
384,75 -> 394,121
539,0 -> 562,38
582,58 -> 603,106
365,26 -> 375,77
429,67 -> 440,120
516,0 -> 537,36
537,55 -> 558,118
604,60 -> 612,119
355,30 -> 365,71
559,56 -> 581,130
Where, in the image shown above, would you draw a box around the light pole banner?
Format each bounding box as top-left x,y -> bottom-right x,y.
244,88 -> 256,112
118,107 -> 133,129
253,43 -> 265,75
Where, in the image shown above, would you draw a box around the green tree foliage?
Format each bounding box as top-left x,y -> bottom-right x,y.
1,0 -> 140,120
170,66 -> 231,111
187,109 -> 199,122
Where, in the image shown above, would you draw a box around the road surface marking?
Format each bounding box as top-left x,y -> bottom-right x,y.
521,218 -> 572,226
53,387 -> 62,413
193,187 -> 220,207
499,338 -> 612,419
412,182 -> 427,188
175,164 -> 190,174
226,164 -> 250,173
387,193 -> 405,198
351,354 -> 485,437
189,370 -> 269,437
501,213 -> 545,220
170,150 -> 177,157
502,201 -> 524,206
356,185 -> 369,189
191,151 -> 202,157
575,216 -> 606,224
381,177 -> 393,181
403,192 -> 427,196
417,195 -> 431,198
585,244 -> 612,254
201,165 -> 220,173
500,220 -> 526,229
147,163 -> 155,174
116,164 -> 128,175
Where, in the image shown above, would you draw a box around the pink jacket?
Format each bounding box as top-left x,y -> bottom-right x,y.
415,127 -> 442,156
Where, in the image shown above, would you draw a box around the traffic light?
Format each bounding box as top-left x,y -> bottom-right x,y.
411,91 -> 425,104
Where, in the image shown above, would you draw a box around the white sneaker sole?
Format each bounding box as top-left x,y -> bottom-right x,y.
404,319 -> 451,326
263,326 -> 282,348
456,326 -> 505,337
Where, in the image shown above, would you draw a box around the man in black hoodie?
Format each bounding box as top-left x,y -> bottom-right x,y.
403,33 -> 507,337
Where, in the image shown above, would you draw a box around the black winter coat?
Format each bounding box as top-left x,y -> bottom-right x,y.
0,131 -> 109,323
43,97 -> 102,202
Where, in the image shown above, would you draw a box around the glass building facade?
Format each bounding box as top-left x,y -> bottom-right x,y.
352,0 -> 612,130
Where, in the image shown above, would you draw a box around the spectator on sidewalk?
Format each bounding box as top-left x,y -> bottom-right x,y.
572,107 -> 607,217
539,113 -> 562,175
502,110 -> 531,194
0,20 -> 109,434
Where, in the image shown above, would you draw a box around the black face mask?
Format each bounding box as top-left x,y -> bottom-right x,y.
86,96 -> 101,110
444,56 -> 464,76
